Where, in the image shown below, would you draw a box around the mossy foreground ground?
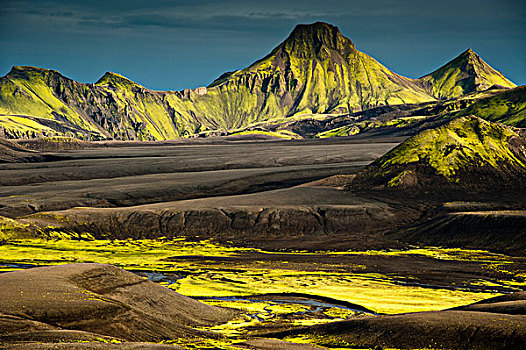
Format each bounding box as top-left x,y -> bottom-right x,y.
1,238 -> 524,349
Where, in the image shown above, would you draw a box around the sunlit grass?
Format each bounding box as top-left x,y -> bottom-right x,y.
173,268 -> 498,314
0,238 -> 516,315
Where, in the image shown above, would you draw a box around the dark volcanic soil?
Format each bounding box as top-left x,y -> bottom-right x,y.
1,137 -> 526,349
1,263 -> 525,350
265,292 -> 526,349
0,264 -> 234,345
0,138 -> 396,217
2,137 -> 526,253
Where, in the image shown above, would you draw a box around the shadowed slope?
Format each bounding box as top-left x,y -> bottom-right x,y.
265,294 -> 526,349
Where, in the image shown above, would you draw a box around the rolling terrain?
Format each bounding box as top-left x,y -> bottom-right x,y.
1,116 -> 523,252
0,120 -> 525,349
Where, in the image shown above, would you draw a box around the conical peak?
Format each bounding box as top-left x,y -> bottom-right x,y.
95,71 -> 142,88
453,48 -> 493,70
423,48 -> 488,79
459,48 -> 479,60
283,22 -> 355,55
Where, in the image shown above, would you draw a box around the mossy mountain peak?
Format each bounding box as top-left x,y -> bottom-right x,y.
95,71 -> 145,89
419,47 -> 516,99
281,22 -> 356,56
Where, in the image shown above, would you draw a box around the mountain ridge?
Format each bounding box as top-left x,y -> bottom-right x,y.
0,22 -> 518,141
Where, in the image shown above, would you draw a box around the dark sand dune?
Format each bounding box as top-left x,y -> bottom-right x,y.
0,139 -> 396,218
397,210 -> 526,254
0,138 -> 45,163
455,291 -> 526,315
266,293 -> 526,350
0,264 -> 235,345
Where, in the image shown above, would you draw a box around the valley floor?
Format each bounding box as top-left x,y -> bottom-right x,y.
1,238 -> 525,349
1,137 -> 525,349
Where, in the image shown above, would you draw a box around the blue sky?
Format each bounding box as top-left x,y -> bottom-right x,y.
1,0 -> 524,90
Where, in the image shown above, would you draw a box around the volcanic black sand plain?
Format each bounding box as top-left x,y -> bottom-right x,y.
1,136 -> 525,349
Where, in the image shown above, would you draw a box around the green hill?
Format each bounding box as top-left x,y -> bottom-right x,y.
0,66 -> 203,140
352,116 -> 526,190
204,22 -> 435,123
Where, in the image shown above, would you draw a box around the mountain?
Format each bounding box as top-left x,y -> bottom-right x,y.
0,22 -> 518,141
204,22 -> 434,123
351,116 -> 526,190
418,49 -> 516,100
0,66 -> 203,140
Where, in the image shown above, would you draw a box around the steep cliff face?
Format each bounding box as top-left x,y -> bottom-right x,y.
0,22 -> 517,140
418,49 -> 516,100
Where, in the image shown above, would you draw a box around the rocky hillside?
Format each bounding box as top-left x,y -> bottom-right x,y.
0,22 -> 517,141
351,116 -> 526,190
0,66 -> 204,140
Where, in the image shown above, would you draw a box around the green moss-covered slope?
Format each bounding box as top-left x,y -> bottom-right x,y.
353,116 -> 526,189
454,85 -> 526,127
0,66 -> 202,140
0,23 -> 517,140
205,22 -> 435,122
418,49 -> 516,100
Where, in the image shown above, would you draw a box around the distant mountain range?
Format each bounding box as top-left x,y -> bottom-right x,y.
0,22 -> 519,141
